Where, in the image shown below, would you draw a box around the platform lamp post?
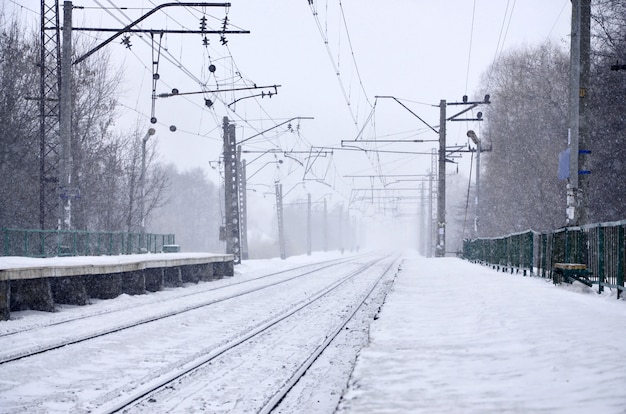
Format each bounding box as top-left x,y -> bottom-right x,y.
140,128 -> 156,234
467,130 -> 481,235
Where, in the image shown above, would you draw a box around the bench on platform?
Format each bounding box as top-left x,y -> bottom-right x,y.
553,263 -> 593,287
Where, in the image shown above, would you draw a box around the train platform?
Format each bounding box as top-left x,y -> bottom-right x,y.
337,254 -> 626,413
0,252 -> 234,321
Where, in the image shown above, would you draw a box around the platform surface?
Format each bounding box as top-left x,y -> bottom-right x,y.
0,253 -> 233,280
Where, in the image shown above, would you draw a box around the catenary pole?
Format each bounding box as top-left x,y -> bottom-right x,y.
567,0 -> 591,225
307,193 -> 312,256
239,149 -> 249,260
60,1 -> 73,229
436,100 -> 446,257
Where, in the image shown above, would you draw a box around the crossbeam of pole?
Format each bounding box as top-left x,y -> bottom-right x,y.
237,117 -> 314,146
341,139 -> 437,144
375,95 -> 439,134
344,174 -> 432,178
242,150 -> 331,155
73,28 -> 249,34
158,85 -> 279,98
350,188 -> 422,191
334,146 -> 434,155
73,2 -> 235,65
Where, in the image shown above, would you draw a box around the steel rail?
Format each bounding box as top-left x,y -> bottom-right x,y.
99,255 -> 396,413
257,254 -> 401,413
0,254 -> 368,364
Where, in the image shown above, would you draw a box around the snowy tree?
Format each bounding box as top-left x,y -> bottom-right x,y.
0,17 -> 40,229
0,14 -> 169,233
586,0 -> 626,222
478,42 -> 569,236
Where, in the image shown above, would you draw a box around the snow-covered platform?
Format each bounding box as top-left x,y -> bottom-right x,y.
0,253 -> 234,321
337,254 -> 626,413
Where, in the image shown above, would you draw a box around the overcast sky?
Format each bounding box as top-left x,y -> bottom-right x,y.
8,0 -> 572,218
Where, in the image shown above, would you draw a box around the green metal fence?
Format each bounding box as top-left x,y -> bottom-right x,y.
462,230 -> 536,276
463,220 -> 626,299
1,228 -> 176,258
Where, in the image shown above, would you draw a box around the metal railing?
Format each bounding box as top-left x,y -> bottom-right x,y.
1,228 -> 176,258
463,220 -> 626,299
462,230 -> 536,276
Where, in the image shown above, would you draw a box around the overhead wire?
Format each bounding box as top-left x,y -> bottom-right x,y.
155,0 -> 316,161
464,0 -> 477,95
307,1 -> 373,132
94,0 -> 221,128
338,0 -> 372,108
545,0 -> 569,42
485,0 -> 515,91
92,0 -> 304,158
78,1 -> 370,205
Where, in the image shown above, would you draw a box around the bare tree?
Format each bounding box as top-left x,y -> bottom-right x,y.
0,17 -> 170,234
0,16 -> 40,229
478,42 -> 569,235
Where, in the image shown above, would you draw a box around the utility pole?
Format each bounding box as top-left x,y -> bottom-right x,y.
42,1 -> 247,232
475,139 -> 481,234
441,95 -> 490,255
323,198 -> 328,252
436,100 -> 446,257
222,117 -> 241,263
307,193 -> 312,256
238,148 -> 249,260
429,152 -> 436,258
338,204 -> 344,253
140,128 -> 156,233
420,182 -> 425,255
59,1 -> 74,229
567,0 -> 591,226
275,183 -> 286,259
467,130 -> 481,235
39,0 -> 61,230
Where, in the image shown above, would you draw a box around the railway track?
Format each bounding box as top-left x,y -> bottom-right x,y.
99,254 -> 400,413
0,254 -> 366,365
0,253 -> 400,414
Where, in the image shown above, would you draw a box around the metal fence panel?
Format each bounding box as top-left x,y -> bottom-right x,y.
463,220 -> 626,299
1,228 -> 175,258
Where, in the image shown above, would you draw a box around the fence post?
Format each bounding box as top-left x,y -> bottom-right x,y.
598,225 -> 605,293
540,233 -> 546,278
618,225 -> 624,300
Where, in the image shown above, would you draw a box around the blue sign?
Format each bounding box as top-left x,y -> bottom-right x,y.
558,148 -> 570,181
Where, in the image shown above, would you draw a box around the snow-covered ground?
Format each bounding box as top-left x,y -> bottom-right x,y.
338,253 -> 626,413
0,251 -> 393,413
1,251 -> 625,413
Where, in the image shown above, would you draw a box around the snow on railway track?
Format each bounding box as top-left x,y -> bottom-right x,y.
0,252 -> 399,414
107,254 -> 399,413
0,255 -> 361,364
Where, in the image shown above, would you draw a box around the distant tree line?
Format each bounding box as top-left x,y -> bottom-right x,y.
148,165 -> 223,252
477,0 -> 626,237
